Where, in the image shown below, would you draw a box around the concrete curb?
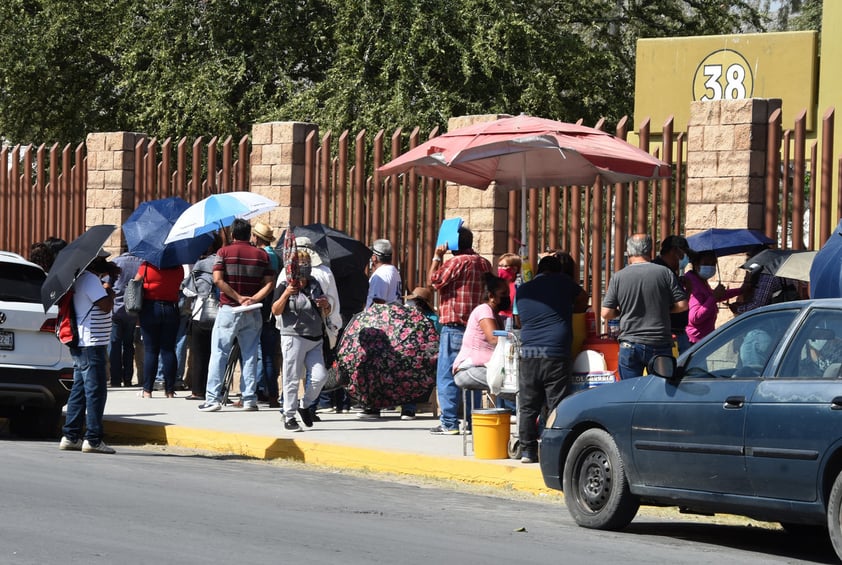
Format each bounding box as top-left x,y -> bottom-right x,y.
105,419 -> 561,497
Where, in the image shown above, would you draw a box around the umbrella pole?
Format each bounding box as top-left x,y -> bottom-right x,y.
520,157 -> 527,257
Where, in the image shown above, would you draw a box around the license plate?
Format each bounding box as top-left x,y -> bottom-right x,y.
0,330 -> 13,351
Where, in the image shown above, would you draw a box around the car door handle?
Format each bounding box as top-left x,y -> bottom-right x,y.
724,396 -> 745,409
831,397 -> 842,410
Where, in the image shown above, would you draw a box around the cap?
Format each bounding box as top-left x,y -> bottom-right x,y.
405,286 -> 434,309
371,239 -> 392,258
660,235 -> 689,254
294,236 -> 323,266
252,222 -> 275,244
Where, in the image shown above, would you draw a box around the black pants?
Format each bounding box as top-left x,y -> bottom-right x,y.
189,323 -> 213,397
518,356 -> 570,451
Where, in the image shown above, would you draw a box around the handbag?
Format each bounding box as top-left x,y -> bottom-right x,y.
196,291 -> 219,330
124,264 -> 146,314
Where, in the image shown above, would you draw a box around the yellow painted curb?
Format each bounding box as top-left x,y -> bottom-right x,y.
106,419 -> 561,497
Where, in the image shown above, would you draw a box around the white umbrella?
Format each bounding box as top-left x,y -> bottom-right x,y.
164,191 -> 278,243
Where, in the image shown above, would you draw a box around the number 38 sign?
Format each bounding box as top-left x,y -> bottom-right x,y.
693,49 -> 754,101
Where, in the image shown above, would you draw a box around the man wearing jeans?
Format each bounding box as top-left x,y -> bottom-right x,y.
198,219 -> 275,412
60,252 -> 117,454
428,226 -> 491,435
601,234 -> 688,380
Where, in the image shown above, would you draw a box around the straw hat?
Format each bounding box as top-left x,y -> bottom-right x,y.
405,286 -> 435,310
252,222 -> 275,244
294,236 -> 324,266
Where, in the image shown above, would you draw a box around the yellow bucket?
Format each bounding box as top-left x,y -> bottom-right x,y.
472,408 -> 511,459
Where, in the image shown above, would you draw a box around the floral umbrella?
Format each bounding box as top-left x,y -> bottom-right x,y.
282,226 -> 299,281
338,303 -> 439,409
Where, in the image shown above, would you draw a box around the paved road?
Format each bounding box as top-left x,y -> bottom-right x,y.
2,441 -> 837,564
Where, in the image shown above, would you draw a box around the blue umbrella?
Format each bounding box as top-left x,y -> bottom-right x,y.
123,197 -> 215,268
686,228 -> 775,257
810,220 -> 842,298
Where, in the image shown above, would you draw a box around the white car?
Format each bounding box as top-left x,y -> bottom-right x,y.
0,251 -> 74,437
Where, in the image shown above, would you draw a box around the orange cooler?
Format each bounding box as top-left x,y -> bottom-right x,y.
581,335 -> 620,378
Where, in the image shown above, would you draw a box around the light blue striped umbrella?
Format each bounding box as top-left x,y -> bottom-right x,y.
164,191 -> 278,243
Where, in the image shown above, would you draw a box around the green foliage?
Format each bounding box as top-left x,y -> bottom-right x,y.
0,0 -> 812,145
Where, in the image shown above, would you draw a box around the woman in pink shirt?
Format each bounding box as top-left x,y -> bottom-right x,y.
685,250 -> 744,345
452,273 -> 511,388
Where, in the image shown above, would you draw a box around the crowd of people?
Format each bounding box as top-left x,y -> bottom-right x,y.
38,218 -> 799,460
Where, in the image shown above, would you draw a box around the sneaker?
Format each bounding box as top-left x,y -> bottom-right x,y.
358,408 -> 381,420
198,402 -> 221,412
153,380 -> 164,391
59,436 -> 82,451
82,440 -> 116,454
175,379 -> 188,391
521,450 -> 539,464
240,401 -> 258,412
298,407 -> 314,427
429,425 -> 459,435
284,418 -> 302,432
400,410 -> 416,420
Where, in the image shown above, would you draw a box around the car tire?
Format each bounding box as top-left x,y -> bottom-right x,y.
562,428 -> 639,530
826,471 -> 842,560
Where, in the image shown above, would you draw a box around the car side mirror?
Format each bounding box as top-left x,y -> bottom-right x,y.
647,354 -> 677,380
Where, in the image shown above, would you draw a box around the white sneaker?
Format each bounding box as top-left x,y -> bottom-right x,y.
198,402 -> 221,412
241,401 -> 258,411
82,440 -> 116,454
59,436 -> 82,451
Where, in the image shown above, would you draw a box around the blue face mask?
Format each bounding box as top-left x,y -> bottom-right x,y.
678,254 -> 690,272
698,265 -> 717,280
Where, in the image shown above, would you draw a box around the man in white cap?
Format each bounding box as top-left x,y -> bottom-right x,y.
365,239 -> 402,308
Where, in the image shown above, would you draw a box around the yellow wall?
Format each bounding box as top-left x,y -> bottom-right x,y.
817,0 -> 842,237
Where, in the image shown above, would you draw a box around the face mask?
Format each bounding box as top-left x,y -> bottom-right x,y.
497,266 -> 517,282
810,339 -> 828,352
678,254 -> 690,272
698,265 -> 717,280
299,265 -> 312,279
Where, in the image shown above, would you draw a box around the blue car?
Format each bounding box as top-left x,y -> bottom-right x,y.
540,298 -> 842,561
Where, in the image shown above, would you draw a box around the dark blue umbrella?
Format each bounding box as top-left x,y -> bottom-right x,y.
123,197 -> 215,268
686,228 -> 775,257
809,220 -> 842,298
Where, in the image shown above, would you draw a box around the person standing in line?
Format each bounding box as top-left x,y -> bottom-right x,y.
495,252 -> 521,320
198,219 -> 275,412
601,234 -> 688,380
251,222 -> 281,406
365,239 -> 402,307
134,260 -> 184,398
428,226 -> 492,435
515,255 -> 587,464
59,251 -> 118,454
109,250 -> 142,387
652,235 -> 692,354
685,250 -> 744,344
272,250 -> 332,431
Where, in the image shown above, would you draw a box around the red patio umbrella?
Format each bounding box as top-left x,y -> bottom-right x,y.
377,114 -> 671,250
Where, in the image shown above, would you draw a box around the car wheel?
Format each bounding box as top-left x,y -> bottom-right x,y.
827,471 -> 842,560
562,428 -> 639,530
508,437 -> 522,460
9,406 -> 61,439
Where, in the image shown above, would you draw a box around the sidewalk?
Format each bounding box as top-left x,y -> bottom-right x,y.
101,388 -> 557,497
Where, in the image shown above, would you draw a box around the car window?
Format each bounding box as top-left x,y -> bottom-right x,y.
777,308 -> 842,379
0,261 -> 46,303
682,309 -> 798,379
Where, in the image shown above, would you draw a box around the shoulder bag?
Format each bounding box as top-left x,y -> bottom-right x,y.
125,264 -> 146,314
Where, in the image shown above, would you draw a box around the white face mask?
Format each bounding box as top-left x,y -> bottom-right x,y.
810,339 -> 828,352
698,265 -> 717,280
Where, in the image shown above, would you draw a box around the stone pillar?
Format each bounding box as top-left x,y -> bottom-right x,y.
444,114 -> 511,264
685,98 -> 781,321
85,131 -> 145,254
250,121 -> 318,234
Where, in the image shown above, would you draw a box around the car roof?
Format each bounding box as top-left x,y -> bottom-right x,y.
0,251 -> 44,271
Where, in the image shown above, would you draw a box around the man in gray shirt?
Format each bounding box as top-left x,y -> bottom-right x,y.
601,234 -> 688,380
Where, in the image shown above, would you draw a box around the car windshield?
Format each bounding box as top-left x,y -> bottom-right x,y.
0,261 -> 46,303
682,309 -> 799,379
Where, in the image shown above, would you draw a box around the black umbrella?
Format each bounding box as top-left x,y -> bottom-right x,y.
740,248 -> 815,281
41,224 -> 117,311
278,223 -> 370,278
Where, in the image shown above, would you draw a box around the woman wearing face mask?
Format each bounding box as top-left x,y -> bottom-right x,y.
496,253 -> 521,319
685,250 -> 744,344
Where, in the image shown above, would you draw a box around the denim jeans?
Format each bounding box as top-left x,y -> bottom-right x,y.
139,300 -> 180,394
157,314 -> 188,382
205,306 -> 262,404
110,315 -> 137,386
63,345 -> 108,443
618,341 -> 674,380
436,325 -> 479,430
258,321 -> 280,399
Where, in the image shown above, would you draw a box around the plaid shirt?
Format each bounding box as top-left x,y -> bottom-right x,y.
431,250 -> 492,326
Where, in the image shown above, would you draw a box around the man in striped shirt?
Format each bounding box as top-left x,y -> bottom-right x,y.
60,251 -> 118,454
199,219 -> 275,412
